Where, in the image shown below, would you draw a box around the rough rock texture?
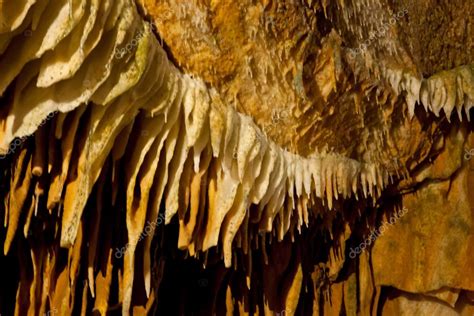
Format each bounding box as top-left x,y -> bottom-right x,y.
0,0 -> 473,315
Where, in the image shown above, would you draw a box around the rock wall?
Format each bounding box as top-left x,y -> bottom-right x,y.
0,0 -> 473,315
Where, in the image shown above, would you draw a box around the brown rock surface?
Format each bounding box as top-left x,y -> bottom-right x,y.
0,0 -> 473,315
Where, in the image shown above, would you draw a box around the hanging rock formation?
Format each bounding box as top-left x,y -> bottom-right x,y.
0,0 -> 473,315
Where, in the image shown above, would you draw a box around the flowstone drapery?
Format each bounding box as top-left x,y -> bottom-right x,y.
0,0 -> 473,315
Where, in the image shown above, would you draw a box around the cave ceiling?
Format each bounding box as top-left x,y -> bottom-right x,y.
0,0 -> 473,315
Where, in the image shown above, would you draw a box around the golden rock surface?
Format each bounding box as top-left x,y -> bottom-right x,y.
0,0 -> 473,315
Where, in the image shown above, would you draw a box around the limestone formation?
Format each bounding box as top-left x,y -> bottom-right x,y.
0,0 -> 473,315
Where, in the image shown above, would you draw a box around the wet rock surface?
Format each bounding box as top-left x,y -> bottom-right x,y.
0,0 -> 472,315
